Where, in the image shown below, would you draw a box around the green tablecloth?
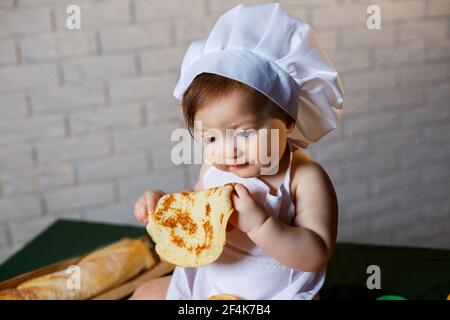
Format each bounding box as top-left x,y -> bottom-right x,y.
1,219 -> 449,300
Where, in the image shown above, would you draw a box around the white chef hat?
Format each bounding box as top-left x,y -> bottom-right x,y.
173,2 -> 345,149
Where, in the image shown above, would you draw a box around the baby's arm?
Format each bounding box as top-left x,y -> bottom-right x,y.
247,161 -> 338,272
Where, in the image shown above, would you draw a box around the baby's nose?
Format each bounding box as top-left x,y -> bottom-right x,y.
222,137 -> 239,157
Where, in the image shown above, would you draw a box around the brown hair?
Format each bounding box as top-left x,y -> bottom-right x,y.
180,73 -> 295,138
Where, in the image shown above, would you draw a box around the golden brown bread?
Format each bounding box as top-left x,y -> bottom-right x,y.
0,238 -> 156,300
147,184 -> 236,267
207,294 -> 240,300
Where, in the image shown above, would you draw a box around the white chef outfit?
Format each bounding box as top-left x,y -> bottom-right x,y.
167,2 -> 345,299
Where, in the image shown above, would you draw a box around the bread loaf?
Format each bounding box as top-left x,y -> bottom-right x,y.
0,238 -> 155,300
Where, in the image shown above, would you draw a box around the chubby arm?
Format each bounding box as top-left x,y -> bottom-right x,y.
247,162 -> 338,272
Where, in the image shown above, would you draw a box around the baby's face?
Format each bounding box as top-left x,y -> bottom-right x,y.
194,90 -> 292,177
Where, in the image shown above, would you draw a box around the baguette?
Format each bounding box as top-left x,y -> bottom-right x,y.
0,238 -> 155,300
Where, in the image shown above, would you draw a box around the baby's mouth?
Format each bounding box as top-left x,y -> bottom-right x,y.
228,162 -> 249,168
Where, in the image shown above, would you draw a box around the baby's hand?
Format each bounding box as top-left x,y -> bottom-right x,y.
230,183 -> 269,234
133,188 -> 194,224
133,189 -> 166,224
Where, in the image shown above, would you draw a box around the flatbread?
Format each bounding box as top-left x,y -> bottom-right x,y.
146,183 -> 236,267
207,294 -> 240,300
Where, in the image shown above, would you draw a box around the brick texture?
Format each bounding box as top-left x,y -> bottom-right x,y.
0,0 -> 449,265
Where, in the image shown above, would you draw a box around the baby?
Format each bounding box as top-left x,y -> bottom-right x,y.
130,3 -> 344,300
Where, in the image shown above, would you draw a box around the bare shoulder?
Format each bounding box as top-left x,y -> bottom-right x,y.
194,161 -> 212,191
290,149 -> 337,203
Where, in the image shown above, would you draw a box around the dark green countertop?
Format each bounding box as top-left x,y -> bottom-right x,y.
1,219 -> 449,300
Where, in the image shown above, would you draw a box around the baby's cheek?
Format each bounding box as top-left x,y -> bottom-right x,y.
202,145 -> 218,164
245,139 -> 261,164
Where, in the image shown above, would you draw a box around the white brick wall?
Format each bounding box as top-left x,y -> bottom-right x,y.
0,0 -> 449,265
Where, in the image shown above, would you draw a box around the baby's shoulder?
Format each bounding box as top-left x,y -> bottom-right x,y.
290,149 -> 335,202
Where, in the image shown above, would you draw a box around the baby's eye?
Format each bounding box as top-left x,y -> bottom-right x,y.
203,136 -> 216,143
235,129 -> 255,138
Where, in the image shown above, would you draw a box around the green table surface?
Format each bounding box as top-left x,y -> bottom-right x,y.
1,219 -> 449,300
